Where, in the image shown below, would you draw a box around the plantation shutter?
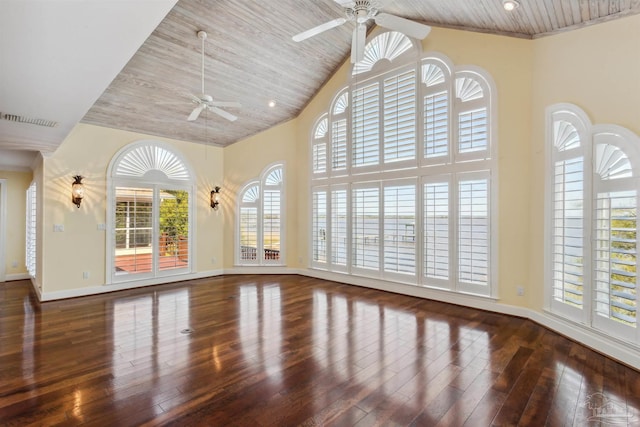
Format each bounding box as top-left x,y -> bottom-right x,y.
332,119 -> 348,172
263,190 -> 281,261
263,167 -> 283,263
458,109 -> 488,154
595,190 -> 637,328
239,185 -> 259,262
458,177 -> 489,287
592,139 -> 638,338
455,74 -> 489,160
383,184 -> 416,275
424,91 -> 449,159
25,182 -> 36,278
383,70 -> 416,163
331,189 -> 348,268
352,187 -> 379,270
352,83 -> 380,167
552,157 -> 585,308
312,190 -> 327,264
313,117 -> 328,174
424,180 -> 449,284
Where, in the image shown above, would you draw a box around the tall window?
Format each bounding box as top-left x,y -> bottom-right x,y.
107,141 -> 194,283
546,103 -> 640,345
237,164 -> 285,265
310,32 -> 497,297
25,182 -> 36,278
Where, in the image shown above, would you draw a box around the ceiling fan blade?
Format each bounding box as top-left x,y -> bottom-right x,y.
374,13 -> 431,40
333,0 -> 355,7
292,17 -> 347,42
209,106 -> 238,122
351,23 -> 366,63
187,104 -> 205,121
208,101 -> 241,108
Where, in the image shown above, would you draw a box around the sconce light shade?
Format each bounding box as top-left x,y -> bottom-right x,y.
210,186 -> 221,210
71,175 -> 84,208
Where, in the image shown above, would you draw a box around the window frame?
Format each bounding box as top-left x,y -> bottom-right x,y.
545,103 -> 640,345
235,162 -> 285,266
106,140 -> 195,285
309,30 -> 498,298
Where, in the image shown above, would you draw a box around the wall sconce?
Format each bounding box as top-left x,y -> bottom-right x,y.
71,175 -> 84,208
502,0 -> 520,11
210,186 -> 221,210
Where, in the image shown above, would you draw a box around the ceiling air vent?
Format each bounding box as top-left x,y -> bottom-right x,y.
1,112 -> 58,128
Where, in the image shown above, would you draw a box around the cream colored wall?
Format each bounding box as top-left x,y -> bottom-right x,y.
222,120 -> 299,268
529,15 -> 640,312
0,169 -> 32,277
41,123 -> 224,293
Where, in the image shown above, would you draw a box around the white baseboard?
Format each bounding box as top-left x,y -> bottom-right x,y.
38,269 -> 224,301
4,273 -> 30,281
224,266 -> 298,275
528,310 -> 640,370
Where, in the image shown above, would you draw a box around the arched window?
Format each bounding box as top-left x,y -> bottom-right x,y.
312,115 -> 328,177
310,31 -> 497,297
546,103 -> 640,344
107,141 -> 194,283
237,163 -> 285,265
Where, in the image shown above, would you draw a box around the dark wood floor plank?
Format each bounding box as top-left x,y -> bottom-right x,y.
0,276 -> 639,427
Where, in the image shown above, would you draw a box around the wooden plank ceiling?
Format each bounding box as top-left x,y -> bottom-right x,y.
81,0 -> 640,147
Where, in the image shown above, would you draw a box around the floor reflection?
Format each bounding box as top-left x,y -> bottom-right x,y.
239,283 -> 283,381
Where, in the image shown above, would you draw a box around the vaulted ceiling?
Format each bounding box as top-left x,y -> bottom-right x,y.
2,0 -> 639,168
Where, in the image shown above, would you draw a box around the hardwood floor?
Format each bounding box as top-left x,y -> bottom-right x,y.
1,275 -> 639,426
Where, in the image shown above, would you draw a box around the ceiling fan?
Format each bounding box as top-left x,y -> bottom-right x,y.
292,0 -> 431,63
186,30 -> 240,122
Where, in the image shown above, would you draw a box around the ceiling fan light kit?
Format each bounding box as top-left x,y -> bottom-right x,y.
503,0 -> 520,11
186,30 -> 240,122
292,0 -> 431,63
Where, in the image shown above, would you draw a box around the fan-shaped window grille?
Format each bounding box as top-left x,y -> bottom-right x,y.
265,167 -> 283,186
422,63 -> 445,87
114,143 -> 191,181
554,120 -> 581,151
333,92 -> 349,115
353,31 -> 414,75
596,144 -> 632,180
455,77 -> 484,102
242,184 -> 260,203
315,117 -> 328,139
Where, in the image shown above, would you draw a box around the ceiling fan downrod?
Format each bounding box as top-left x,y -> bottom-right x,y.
197,30 -> 207,96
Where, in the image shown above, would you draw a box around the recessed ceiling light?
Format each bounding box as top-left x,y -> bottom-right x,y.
503,0 -> 520,11
268,100 -> 276,108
